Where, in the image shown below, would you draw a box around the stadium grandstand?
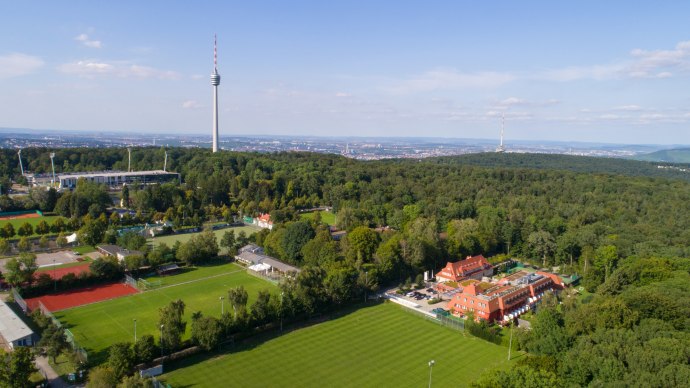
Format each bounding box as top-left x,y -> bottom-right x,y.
28,170 -> 180,189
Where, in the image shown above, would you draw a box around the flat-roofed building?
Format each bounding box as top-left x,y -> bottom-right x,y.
235,245 -> 300,278
447,272 -> 556,323
97,244 -> 144,262
0,300 -> 34,349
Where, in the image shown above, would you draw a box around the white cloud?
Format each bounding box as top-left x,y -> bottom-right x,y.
182,100 -> 202,109
0,53 -> 44,78
541,64 -> 625,81
387,68 -> 515,94
614,105 -> 642,111
542,40 -> 690,81
335,92 -> 352,97
498,97 -> 527,106
75,33 -> 102,49
58,60 -> 179,80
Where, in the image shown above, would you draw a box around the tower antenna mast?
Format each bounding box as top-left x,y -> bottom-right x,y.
211,34 -> 221,153
496,114 -> 506,153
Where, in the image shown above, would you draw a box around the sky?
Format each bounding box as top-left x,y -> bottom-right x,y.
1,1 -> 690,145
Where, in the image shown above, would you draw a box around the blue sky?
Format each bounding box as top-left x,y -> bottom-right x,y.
1,1 -> 689,144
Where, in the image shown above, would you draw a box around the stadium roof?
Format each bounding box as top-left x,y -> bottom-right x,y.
58,170 -> 178,179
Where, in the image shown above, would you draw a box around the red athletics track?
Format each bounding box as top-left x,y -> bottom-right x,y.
25,283 -> 138,312
35,263 -> 91,280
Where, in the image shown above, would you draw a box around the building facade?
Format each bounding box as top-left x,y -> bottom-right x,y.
435,255 -> 494,283
446,271 -> 555,323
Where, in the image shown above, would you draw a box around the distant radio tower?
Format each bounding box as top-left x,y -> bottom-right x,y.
210,34 -> 221,153
496,114 -> 506,153
127,147 -> 132,172
163,150 -> 168,172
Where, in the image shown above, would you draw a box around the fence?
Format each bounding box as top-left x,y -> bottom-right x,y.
124,274 -> 141,291
246,269 -> 280,284
37,301 -> 88,363
151,376 -> 172,388
385,294 -> 465,333
12,288 -> 28,313
137,278 -> 162,290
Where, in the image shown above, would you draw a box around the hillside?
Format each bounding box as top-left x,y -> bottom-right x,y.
429,152 -> 690,182
632,148 -> 690,163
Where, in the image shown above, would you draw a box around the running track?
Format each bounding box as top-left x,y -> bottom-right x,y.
25,283 -> 139,312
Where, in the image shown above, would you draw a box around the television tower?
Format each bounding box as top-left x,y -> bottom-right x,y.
496,114 -> 506,153
210,34 -> 221,153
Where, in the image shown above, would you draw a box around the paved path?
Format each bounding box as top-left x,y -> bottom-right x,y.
35,355 -> 72,388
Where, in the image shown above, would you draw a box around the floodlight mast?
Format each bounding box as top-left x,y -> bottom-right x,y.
49,153 -> 56,188
18,149 -> 24,176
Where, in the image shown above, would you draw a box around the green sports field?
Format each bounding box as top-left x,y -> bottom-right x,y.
0,215 -> 60,237
148,226 -> 260,252
161,303 -> 515,387
54,262 -> 275,364
299,210 -> 336,226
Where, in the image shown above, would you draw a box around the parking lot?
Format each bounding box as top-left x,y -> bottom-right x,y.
386,284 -> 451,315
0,249 -> 102,273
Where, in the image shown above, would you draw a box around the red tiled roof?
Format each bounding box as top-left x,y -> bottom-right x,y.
436,255 -> 491,281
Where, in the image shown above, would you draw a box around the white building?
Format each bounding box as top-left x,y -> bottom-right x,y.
0,301 -> 34,349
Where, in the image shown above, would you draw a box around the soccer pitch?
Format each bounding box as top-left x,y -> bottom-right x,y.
0,215 -> 60,236
148,225 -> 260,252
161,303 -> 514,387
54,262 -> 276,364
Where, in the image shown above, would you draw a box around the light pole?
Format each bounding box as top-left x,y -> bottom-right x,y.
428,360 -> 435,388
220,296 -> 224,316
133,319 -> 137,342
53,259 -> 56,291
280,292 -> 284,332
364,271 -> 368,303
160,324 -> 164,358
508,321 -> 514,361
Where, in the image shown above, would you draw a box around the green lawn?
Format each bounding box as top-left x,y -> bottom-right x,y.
148,226 -> 260,252
54,262 -> 275,364
142,260 -> 243,287
36,259 -> 92,272
72,245 -> 96,255
299,210 -> 336,226
160,303 -> 515,387
0,215 -> 61,237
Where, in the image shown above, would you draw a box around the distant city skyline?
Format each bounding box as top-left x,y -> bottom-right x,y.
1,1 -> 690,144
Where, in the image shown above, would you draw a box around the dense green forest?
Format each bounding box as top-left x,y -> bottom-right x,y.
2,148 -> 690,385
473,257 -> 690,387
3,149 -> 690,274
